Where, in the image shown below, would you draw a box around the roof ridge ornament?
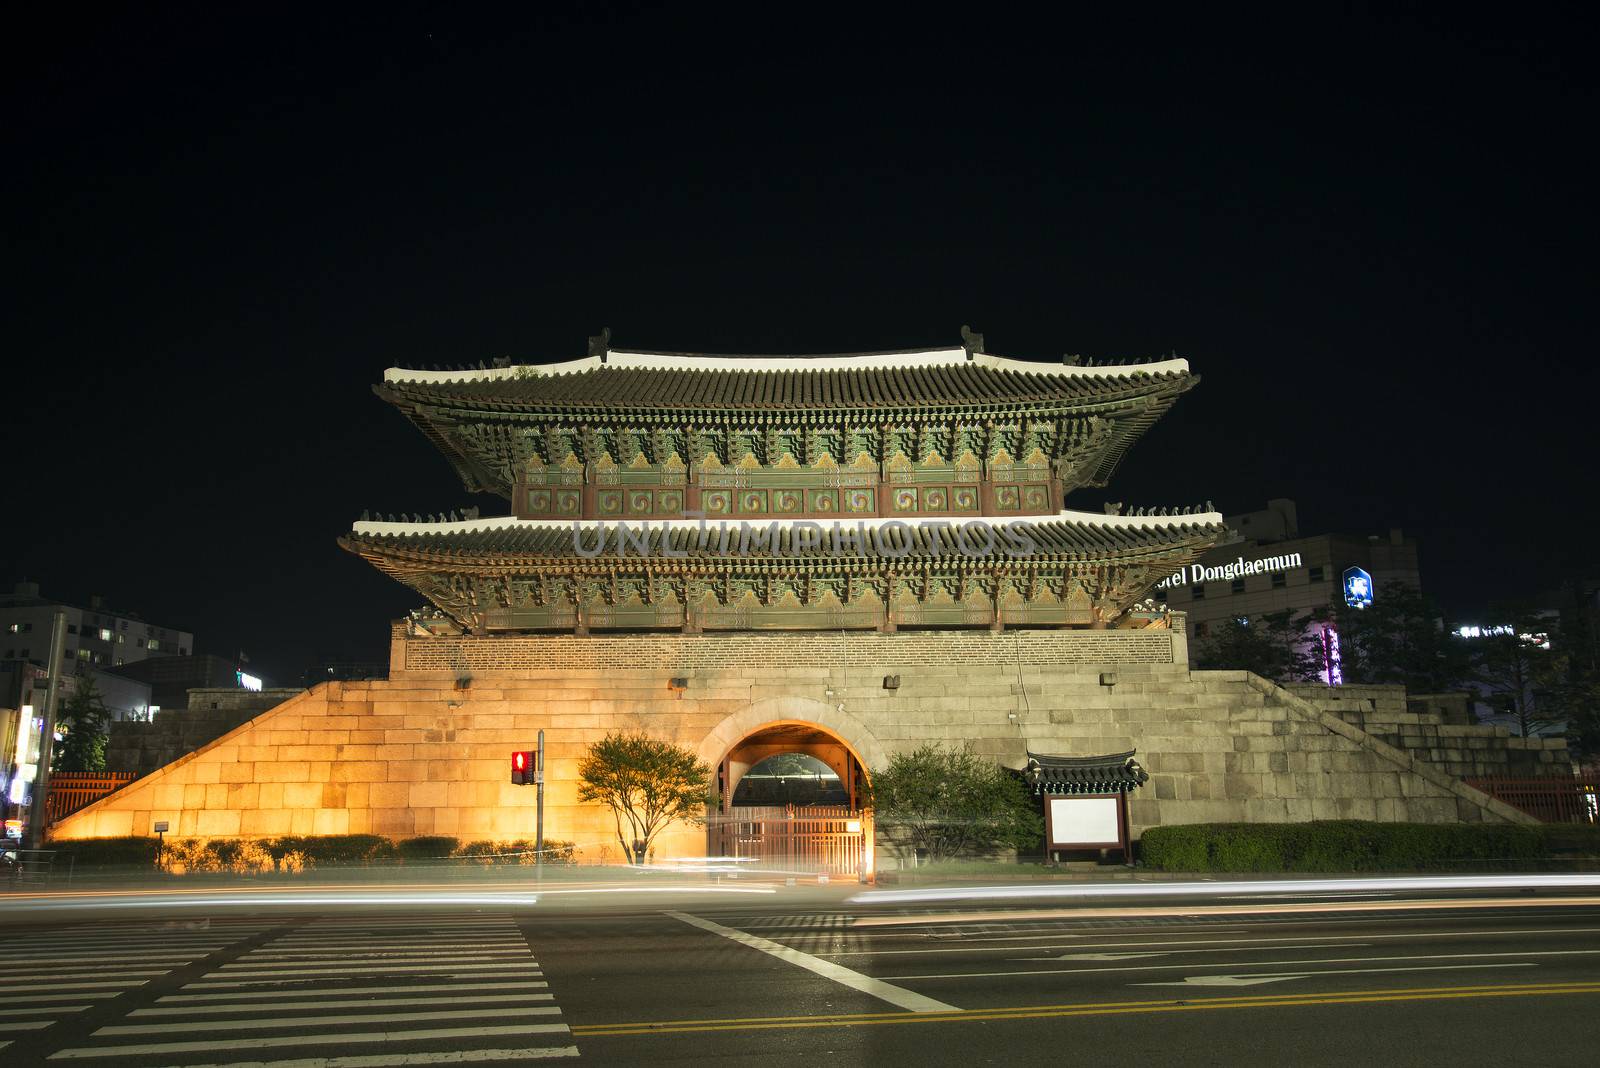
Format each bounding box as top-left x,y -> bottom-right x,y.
588,327 -> 612,364
959,324 -> 984,361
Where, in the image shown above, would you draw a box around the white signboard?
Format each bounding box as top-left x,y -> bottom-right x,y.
1048,797 -> 1120,846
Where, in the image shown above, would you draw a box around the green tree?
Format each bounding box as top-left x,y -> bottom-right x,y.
1194,609 -> 1321,681
1312,582 -> 1470,693
1473,606 -> 1600,742
54,678 -> 111,772
577,732 -> 712,864
869,744 -> 1043,862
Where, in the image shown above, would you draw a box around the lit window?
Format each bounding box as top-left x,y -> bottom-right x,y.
115,633 -> 125,644
148,639 -> 161,652
99,628 -> 112,641
1271,572 -> 1287,589
1231,578 -> 1245,594
75,648 -> 90,660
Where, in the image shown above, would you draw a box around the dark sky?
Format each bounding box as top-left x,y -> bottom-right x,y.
5,6 -> 1597,684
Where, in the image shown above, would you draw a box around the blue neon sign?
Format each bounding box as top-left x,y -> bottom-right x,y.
1343,566 -> 1374,609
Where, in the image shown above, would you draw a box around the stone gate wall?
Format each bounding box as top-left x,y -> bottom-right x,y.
52,626 -> 1541,853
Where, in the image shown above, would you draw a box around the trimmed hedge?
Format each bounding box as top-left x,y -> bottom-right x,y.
1140,821 -> 1552,872
49,834 -> 577,872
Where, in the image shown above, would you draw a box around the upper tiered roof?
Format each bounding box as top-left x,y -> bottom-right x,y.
378,346 -> 1196,415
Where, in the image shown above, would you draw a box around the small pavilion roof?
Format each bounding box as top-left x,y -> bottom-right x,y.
376,346 -> 1197,414
1024,750 -> 1149,794
340,509 -> 1226,565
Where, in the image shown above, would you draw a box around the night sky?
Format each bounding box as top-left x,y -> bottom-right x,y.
6,7 -> 1596,685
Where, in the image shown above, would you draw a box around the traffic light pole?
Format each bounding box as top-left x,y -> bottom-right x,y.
535,729 -> 545,881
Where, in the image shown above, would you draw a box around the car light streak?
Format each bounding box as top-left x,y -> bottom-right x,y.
849,873 -> 1600,907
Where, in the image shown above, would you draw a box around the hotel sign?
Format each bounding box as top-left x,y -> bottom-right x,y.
1155,552 -> 1304,590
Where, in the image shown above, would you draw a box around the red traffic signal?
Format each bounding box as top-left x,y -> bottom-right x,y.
511,751 -> 533,786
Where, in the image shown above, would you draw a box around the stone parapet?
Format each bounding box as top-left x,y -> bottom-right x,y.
393,627 -> 1182,678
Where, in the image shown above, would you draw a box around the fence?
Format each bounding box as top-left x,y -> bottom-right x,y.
46,772 -> 138,822
712,805 -> 868,876
1465,777 -> 1599,824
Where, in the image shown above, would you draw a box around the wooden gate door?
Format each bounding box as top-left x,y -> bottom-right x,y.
714,805 -> 868,876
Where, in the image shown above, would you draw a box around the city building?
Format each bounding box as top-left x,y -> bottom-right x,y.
1154,499 -> 1423,646
1,582 -> 194,676
53,338 -> 1569,861
106,653 -> 269,715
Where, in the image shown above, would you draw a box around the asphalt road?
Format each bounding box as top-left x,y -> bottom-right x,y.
2,881 -> 1599,1065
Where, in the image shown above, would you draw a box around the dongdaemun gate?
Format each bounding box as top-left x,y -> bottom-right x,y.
55,332 -> 1570,867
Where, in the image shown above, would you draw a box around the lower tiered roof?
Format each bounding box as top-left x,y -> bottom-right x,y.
339,509 -> 1225,634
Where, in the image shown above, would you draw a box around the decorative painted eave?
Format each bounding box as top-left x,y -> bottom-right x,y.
1023,749 -> 1149,794
341,508 -> 1228,564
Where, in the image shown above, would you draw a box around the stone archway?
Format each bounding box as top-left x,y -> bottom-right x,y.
698,696 -> 887,812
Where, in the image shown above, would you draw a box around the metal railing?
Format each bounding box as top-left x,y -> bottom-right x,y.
1465,777 -> 1599,824
45,772 -> 138,821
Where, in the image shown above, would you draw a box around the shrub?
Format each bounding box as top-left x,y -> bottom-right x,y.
1140,820 -> 1550,872
396,836 -> 461,861
48,836 -> 161,868
456,839 -> 576,866
273,834 -> 399,868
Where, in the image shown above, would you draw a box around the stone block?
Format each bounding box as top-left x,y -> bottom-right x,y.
255,762 -> 311,783
196,809 -> 242,836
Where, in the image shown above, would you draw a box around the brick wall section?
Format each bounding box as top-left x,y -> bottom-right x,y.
396,628 -> 1178,676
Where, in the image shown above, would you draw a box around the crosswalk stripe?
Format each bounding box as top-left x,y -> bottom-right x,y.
0,993 -> 106,1004
100,1006 -> 564,1034
166,981 -> 550,1001
229,951 -> 532,965
49,1023 -> 571,1058
133,993 -> 555,1015
2,970 -> 165,982
0,980 -> 150,992
0,1020 -> 56,1032
186,972 -> 544,990
0,1005 -> 89,1016
171,1046 -> 580,1066
250,947 -> 533,958
208,963 -> 540,978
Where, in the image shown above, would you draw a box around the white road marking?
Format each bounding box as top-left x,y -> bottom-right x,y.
893,948 -> 1600,980
0,1005 -> 89,1016
221,952 -> 532,968
1137,963 -> 1539,986
0,1020 -> 56,1031
0,994 -> 106,1004
0,981 -> 148,993
668,910 -> 958,1014
99,1006 -> 564,1035
48,1023 -> 571,1058
184,973 -> 544,990
208,963 -> 539,979
171,1047 -> 579,1066
133,993 -> 555,1015
1012,943 -> 1362,962
825,926 -> 1600,957
167,981 -> 550,1002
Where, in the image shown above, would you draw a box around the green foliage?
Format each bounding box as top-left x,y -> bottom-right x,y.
395,836 -> 461,860
54,678 -> 112,772
1140,821 -> 1549,872
1194,609 -> 1321,681
1312,582 -> 1471,693
577,731 -> 712,863
49,836 -> 162,867
869,744 -> 1044,862
458,839 -> 577,865
268,834 -> 399,867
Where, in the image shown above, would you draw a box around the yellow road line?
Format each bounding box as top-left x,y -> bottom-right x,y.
569,980 -> 1600,1037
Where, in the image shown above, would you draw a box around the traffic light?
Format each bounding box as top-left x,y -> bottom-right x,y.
511,750 -> 533,786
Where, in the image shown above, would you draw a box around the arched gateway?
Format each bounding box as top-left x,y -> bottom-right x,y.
697,699 -> 882,876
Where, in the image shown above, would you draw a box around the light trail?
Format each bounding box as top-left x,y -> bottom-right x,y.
849,873 -> 1600,907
